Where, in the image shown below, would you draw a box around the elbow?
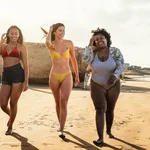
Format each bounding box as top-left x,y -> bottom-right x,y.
45,42 -> 50,48
45,42 -> 48,47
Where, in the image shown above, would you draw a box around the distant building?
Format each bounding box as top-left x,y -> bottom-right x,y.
142,67 -> 150,70
124,63 -> 130,71
128,65 -> 141,70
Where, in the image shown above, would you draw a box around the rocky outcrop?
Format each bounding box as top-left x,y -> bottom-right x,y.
0,42 -> 87,84
25,42 -> 51,84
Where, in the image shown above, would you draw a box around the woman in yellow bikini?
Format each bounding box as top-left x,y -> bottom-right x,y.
43,23 -> 79,139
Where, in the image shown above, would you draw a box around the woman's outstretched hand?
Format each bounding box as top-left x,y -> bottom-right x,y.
1,33 -> 6,43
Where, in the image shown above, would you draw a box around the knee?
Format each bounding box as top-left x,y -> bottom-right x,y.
106,109 -> 114,116
96,108 -> 106,115
60,98 -> 67,108
10,101 -> 17,108
55,102 -> 60,109
106,106 -> 115,114
95,103 -> 107,114
1,103 -> 7,111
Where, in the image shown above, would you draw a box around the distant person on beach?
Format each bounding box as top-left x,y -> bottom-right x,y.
82,28 -> 124,146
0,25 -> 29,135
41,23 -> 79,139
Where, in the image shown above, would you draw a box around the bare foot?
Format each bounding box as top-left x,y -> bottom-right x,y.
5,128 -> 13,135
58,131 -> 65,139
93,138 -> 104,146
106,130 -> 115,138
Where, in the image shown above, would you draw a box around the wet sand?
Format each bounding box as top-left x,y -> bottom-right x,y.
0,80 -> 150,150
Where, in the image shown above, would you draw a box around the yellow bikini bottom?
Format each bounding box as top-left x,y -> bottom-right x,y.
51,71 -> 71,83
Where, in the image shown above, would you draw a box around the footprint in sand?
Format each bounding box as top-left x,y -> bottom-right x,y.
28,127 -> 33,131
51,125 -> 55,128
42,143 -> 54,146
11,144 -> 21,147
2,143 -> 24,147
51,123 -> 56,129
20,126 -> 25,129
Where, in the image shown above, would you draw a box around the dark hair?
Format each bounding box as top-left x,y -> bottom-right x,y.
92,28 -> 112,48
51,23 -> 65,41
41,23 -> 65,41
6,25 -> 23,44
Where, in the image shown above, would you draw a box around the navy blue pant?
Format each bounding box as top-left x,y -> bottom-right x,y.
1,63 -> 24,86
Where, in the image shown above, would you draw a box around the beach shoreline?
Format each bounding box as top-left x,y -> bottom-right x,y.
0,79 -> 150,150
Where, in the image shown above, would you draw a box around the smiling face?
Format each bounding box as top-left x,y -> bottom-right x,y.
8,27 -> 20,43
54,26 -> 65,40
94,34 -> 107,48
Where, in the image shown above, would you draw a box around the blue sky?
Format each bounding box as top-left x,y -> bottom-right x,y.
0,0 -> 150,67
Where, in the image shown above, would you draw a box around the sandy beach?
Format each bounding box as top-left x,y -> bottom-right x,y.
0,80 -> 150,150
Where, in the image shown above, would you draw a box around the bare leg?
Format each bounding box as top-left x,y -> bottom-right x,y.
0,85 -> 11,129
49,74 -> 61,124
5,83 -> 23,135
0,85 -> 11,116
106,80 -> 120,138
59,73 -> 72,134
90,80 -> 106,143
9,83 -> 23,128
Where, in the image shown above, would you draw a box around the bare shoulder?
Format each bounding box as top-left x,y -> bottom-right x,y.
65,39 -> 73,45
64,39 -> 73,49
18,44 -> 27,54
18,44 -> 26,50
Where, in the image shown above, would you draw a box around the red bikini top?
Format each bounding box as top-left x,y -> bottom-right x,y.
1,45 -> 20,58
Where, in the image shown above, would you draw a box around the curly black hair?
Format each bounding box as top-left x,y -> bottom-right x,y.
92,28 -> 112,48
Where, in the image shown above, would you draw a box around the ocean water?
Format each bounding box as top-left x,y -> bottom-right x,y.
133,77 -> 150,81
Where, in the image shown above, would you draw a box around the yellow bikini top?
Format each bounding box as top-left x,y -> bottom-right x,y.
51,49 -> 70,59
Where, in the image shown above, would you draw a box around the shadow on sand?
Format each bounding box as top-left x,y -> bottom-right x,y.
121,85 -> 150,93
29,87 -> 52,94
11,132 -> 39,150
113,137 -> 147,150
63,131 -> 122,150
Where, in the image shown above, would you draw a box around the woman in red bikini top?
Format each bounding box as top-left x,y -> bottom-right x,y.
1,44 -> 20,58
0,25 -> 29,135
